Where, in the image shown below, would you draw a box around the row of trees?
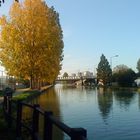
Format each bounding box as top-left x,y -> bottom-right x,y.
0,0 -> 64,89
97,54 -> 139,87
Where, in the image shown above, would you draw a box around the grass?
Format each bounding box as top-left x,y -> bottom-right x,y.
12,90 -> 41,101
0,90 -> 3,97
137,88 -> 140,93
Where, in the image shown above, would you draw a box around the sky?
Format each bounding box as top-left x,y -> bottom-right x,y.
0,0 -> 140,75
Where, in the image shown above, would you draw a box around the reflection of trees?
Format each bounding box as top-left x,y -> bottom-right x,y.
139,93 -> 140,110
97,88 -> 113,121
114,90 -> 135,109
23,87 -> 63,140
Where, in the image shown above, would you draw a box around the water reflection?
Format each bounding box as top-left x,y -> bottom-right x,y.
23,85 -> 140,140
139,93 -> 140,110
114,90 -> 136,110
26,88 -> 64,140
97,87 -> 113,121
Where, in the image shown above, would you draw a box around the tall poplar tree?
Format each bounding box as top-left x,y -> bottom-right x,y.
0,0 -> 64,89
97,54 -> 112,85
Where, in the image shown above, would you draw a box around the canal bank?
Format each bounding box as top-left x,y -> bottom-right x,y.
1,84 -> 87,140
12,84 -> 53,101
0,85 -> 54,140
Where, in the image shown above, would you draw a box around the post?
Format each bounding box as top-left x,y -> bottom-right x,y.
110,55 -> 119,71
3,95 -> 9,126
3,95 -> 7,112
44,111 -> 53,140
32,104 -> 40,140
70,128 -> 87,140
110,55 -> 118,85
7,96 -> 12,127
16,101 -> 22,140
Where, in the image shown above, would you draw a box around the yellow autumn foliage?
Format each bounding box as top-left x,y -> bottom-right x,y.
0,0 -> 63,89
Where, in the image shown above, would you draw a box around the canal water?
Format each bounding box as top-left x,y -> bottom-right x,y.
28,84 -> 140,140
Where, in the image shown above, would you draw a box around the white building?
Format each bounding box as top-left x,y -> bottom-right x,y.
71,73 -> 76,77
83,71 -> 93,77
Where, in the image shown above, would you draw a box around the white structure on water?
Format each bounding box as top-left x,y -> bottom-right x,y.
134,78 -> 140,87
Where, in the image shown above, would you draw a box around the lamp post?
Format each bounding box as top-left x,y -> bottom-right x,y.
110,55 -> 119,70
110,55 -> 118,86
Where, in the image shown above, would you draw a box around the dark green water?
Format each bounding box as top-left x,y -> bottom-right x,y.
28,84 -> 140,140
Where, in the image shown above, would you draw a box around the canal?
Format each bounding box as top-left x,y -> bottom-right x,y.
27,84 -> 140,140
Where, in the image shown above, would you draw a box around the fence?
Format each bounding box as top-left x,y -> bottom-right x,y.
3,95 -> 87,140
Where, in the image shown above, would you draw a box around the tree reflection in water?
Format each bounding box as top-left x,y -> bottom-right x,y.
139,92 -> 140,110
22,88 -> 64,140
97,87 -> 113,122
114,90 -> 136,110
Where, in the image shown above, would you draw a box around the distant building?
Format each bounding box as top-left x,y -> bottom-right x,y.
0,76 -> 16,90
71,73 -> 76,77
77,72 -> 83,77
83,71 -> 93,77
77,71 -> 94,78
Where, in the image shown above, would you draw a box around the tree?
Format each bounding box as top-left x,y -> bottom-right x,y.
0,0 -> 64,89
137,58 -> 140,73
63,72 -> 68,78
97,54 -> 112,85
0,1 -> 24,7
112,65 -> 136,87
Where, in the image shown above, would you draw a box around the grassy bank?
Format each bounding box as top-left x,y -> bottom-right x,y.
0,90 -> 3,97
13,85 -> 53,101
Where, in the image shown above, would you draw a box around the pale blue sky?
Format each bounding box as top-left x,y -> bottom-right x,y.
1,0 -> 140,75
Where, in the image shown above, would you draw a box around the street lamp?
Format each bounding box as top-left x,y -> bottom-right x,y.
110,55 -> 119,70
110,55 -> 118,86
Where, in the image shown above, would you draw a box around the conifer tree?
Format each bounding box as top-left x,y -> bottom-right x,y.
136,58 -> 140,74
97,54 -> 112,85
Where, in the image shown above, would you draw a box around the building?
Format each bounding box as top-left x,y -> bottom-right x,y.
83,71 -> 93,77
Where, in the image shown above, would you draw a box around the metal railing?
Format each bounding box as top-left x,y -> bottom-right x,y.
3,95 -> 87,140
